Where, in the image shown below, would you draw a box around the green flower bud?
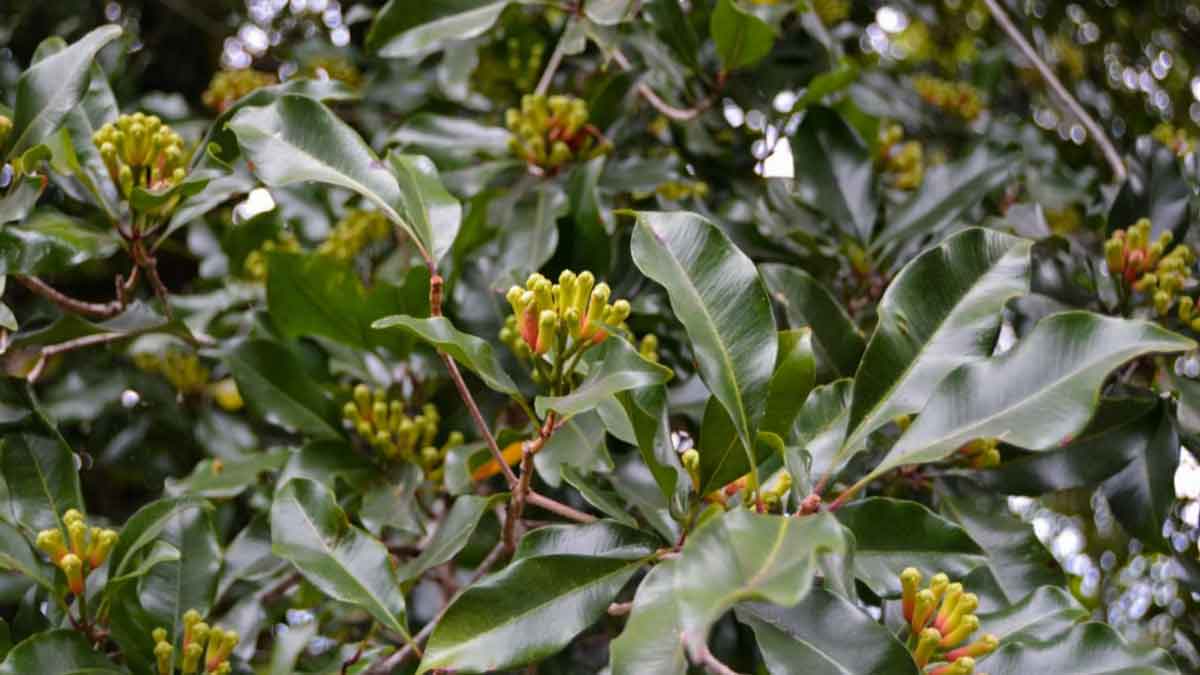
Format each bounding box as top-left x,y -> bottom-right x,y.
36,529 -> 67,562
154,640 -> 174,675
536,309 -> 558,355
940,614 -> 980,648
911,589 -> 936,632
900,567 -> 922,621
912,627 -> 941,668
935,582 -> 964,629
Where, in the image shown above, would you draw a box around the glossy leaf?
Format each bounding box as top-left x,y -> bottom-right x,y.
271,478 -> 409,638
368,0 -> 512,58
388,152 -> 462,264
871,312 -> 1195,479
938,478 -> 1065,604
0,630 -> 126,675
0,520 -> 55,590
513,520 -> 660,560
789,108 -> 877,242
872,145 -> 1019,252
761,264 -> 865,378
710,0 -> 775,70
762,329 -> 817,439
1101,404 -> 1179,550
0,209 -> 119,275
535,411 -> 613,488
419,555 -> 647,673
979,622 -> 1177,674
8,25 -> 122,155
835,498 -> 985,596
609,510 -> 849,675
795,378 -> 853,477
388,114 -> 512,163
615,385 -> 688,508
396,493 -> 507,582
372,315 -> 520,395
536,337 -> 673,417
1,433 -> 84,534
839,228 -> 1032,472
630,210 -> 776,451
164,448 -> 289,499
224,339 -> 342,440
977,586 -> 1088,644
228,95 -> 436,263
737,589 -> 917,675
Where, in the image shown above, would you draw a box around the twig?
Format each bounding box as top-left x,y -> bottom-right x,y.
27,332 -> 129,382
534,38 -> 566,97
441,353 -> 520,489
610,48 -> 719,121
827,474 -> 872,512
981,0 -> 1126,182
526,491 -> 596,523
608,601 -> 633,616
132,241 -> 174,320
14,275 -> 127,319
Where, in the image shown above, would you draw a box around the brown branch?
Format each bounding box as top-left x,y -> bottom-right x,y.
685,634 -> 743,675
981,0 -> 1126,182
526,491 -> 596,523
611,48 -> 718,122
27,332 -> 129,382
607,601 -> 633,616
14,275 -> 127,319
132,241 -> 174,320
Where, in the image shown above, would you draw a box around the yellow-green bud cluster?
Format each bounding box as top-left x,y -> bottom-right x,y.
0,115 -> 11,147
956,438 -> 1000,469
342,384 -> 460,477
316,209 -> 391,262
201,69 -> 277,113
877,124 -> 923,190
506,94 -> 609,174
92,113 -> 188,199
243,231 -> 302,281
655,180 -> 710,201
134,348 -> 211,396
913,75 -> 984,122
760,470 -> 793,508
899,568 -> 995,671
300,55 -> 362,88
500,270 -> 632,360
162,609 -> 238,675
812,0 -> 850,24
1106,219 -> 1198,323
1152,123 -> 1195,158
35,509 -> 117,598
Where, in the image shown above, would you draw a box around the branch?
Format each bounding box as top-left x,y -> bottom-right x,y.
685,635 -> 743,675
526,491 -> 596,523
27,332 -> 130,382
981,0 -> 1126,182
14,275 -> 127,319
610,48 -> 718,122
534,39 -> 566,97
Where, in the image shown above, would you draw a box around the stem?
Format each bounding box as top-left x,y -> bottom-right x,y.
981,0 -> 1126,182
534,37 -> 566,97
526,491 -> 596,523
686,636 -> 743,675
14,275 -> 127,318
27,332 -> 130,382
441,352 -> 520,489
827,474 -> 873,512
610,48 -> 719,122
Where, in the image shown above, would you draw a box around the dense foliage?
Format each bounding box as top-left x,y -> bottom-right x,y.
2,1 -> 1200,673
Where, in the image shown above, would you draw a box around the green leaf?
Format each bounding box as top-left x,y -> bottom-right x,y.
979,622 -> 1177,674
938,478 -> 1066,604
8,25 -> 122,155
228,95 -> 436,263
736,589 -> 918,675
368,0 -> 513,58
645,0 -> 701,71
872,144 -> 1019,252
388,152 -> 461,265
271,478 -> 409,638
105,496 -> 212,584
762,329 -> 817,439
513,520 -> 661,560
871,312 -> 1195,479
163,449 -> 289,499
0,175 -> 46,227
615,385 -> 688,508
388,114 -> 512,163
760,264 -> 865,378
536,338 -> 674,417
834,498 -> 984,596
419,554 -> 646,674
372,315 -> 520,396
710,0 -> 776,71
838,228 -> 1033,472
794,378 -> 853,477
1,433 -> 84,534
1101,404 -> 1179,550
630,210 -> 777,451
789,108 -> 877,242
586,0 -> 640,24
0,520 -> 55,590
267,251 -> 428,353
0,630 -> 126,675
396,493 -> 507,582
697,396 -> 746,495
225,339 -> 342,440
561,466 -> 639,527
267,618 -> 317,675
609,510 -> 849,675
535,411 -> 613,488
0,209 -> 119,275
977,586 -> 1088,644
1108,146 -> 1189,240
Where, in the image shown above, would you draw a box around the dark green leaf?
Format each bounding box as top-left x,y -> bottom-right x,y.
977,586 -> 1088,643
513,520 -> 660,560
762,329 -> 817,439
0,630 -> 126,675
794,378 -> 853,477
163,449 -> 289,499
761,264 -> 865,378
271,478 -> 409,638
1,433 -> 84,534
0,209 -> 118,275
630,210 -> 776,451
710,0 -> 775,70
978,622 -> 1177,674
368,0 -> 511,58
536,338 -> 673,417
789,108 -> 877,242
388,152 -> 461,265
396,493 -> 507,582
372,315 -> 519,396
225,339 -> 342,440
